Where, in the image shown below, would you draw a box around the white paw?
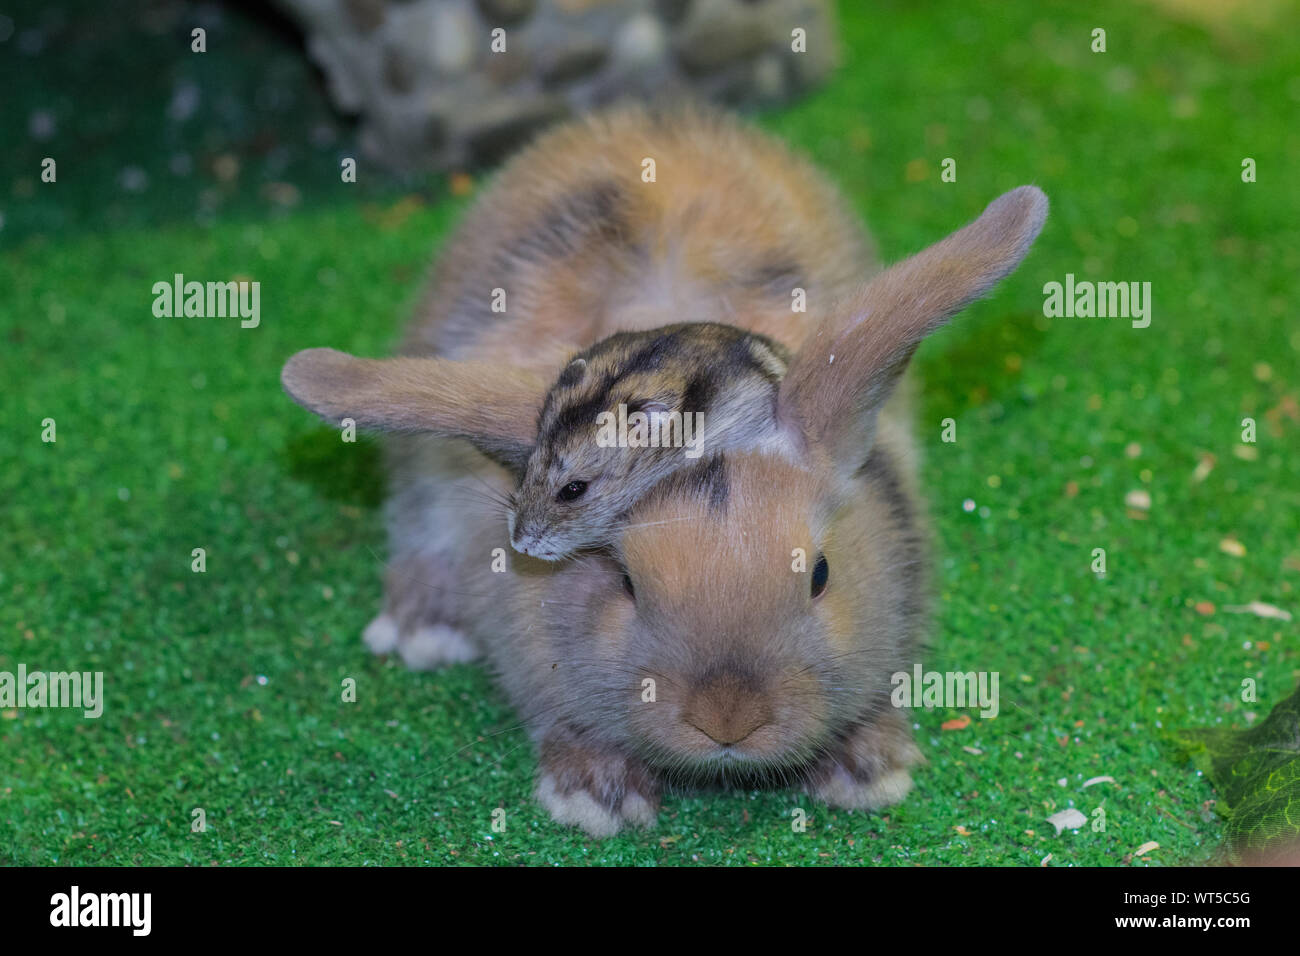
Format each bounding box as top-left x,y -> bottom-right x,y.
534,773 -> 658,837
619,790 -> 659,828
814,766 -> 914,811
536,774 -> 621,837
398,623 -> 477,670
362,614 -> 399,654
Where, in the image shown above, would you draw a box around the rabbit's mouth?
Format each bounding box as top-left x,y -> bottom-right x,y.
648,748 -> 822,790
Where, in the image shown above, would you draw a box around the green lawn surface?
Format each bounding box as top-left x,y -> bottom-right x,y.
2,0 -> 1298,865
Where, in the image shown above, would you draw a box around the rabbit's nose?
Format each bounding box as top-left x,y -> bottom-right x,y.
683,678 -> 772,747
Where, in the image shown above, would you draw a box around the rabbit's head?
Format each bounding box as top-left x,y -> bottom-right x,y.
562,187 -> 1048,774
282,186 -> 1048,777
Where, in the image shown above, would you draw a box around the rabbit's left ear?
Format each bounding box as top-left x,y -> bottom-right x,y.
779,186 -> 1048,478
281,348 -> 549,471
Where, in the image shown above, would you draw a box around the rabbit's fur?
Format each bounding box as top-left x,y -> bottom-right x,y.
282,105 -> 1047,836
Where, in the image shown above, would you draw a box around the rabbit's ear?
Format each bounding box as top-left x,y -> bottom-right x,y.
281,347 -> 549,470
779,186 -> 1047,476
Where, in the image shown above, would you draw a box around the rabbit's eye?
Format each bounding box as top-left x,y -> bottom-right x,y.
621,571 -> 636,601
811,554 -> 829,599
557,480 -> 588,502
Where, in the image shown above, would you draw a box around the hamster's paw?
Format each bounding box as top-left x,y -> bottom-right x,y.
398,624 -> 478,670
807,712 -> 924,811
535,730 -> 660,837
362,614 -> 400,654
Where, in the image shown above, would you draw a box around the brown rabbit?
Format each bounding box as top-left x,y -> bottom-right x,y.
282,105 -> 1047,835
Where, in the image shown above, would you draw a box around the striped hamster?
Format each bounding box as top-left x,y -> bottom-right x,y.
509,321 -> 790,560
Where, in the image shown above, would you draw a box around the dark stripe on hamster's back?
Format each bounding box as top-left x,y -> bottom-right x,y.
680,375 -> 718,415
541,371 -> 619,444
554,360 -> 586,390
539,326 -> 785,443
617,330 -> 686,377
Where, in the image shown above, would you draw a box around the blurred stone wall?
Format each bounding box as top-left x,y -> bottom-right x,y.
278,0 -> 836,170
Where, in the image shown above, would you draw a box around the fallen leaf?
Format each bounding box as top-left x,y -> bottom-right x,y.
1125,489 -> 1152,510
954,825 -> 972,836
1134,840 -> 1159,856
1040,853 -> 1053,866
1219,538 -> 1246,557
1191,454 -> 1216,483
1047,808 -> 1088,834
942,714 -> 971,731
1083,775 -> 1116,788
1194,601 -> 1216,616
1222,601 -> 1291,622
449,171 -> 474,197
962,746 -> 983,755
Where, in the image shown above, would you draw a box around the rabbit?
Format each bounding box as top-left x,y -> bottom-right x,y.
281,104 -> 1047,835
509,321 -> 793,560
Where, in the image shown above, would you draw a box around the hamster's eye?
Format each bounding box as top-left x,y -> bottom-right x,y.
557,480 -> 588,502
811,554 -> 829,599
621,571 -> 636,601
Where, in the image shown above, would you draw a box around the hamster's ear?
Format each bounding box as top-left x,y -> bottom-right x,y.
281,347 -> 549,470
779,185 -> 1048,476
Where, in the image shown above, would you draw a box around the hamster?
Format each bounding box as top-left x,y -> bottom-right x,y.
508,322 -> 791,560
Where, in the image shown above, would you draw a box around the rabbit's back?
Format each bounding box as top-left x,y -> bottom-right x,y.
401,103 -> 876,366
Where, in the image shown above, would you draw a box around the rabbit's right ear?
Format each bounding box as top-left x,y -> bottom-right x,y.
779,186 -> 1048,479
281,348 -> 549,470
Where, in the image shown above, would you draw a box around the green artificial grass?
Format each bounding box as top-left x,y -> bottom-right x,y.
3,0 -> 1298,866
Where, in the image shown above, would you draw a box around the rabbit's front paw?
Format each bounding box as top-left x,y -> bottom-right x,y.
535,729 -> 659,837
807,711 -> 924,811
362,614 -> 477,670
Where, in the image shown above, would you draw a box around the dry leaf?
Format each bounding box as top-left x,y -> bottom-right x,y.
1047,808 -> 1088,834
449,171 -> 474,197
1083,775 -> 1116,788
941,714 -> 972,731
1219,538 -> 1246,557
1134,840 -> 1159,856
1125,489 -> 1152,510
1191,454 -> 1216,483
1222,601 -> 1291,621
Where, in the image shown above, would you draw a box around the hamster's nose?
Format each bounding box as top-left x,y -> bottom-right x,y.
682,674 -> 772,746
